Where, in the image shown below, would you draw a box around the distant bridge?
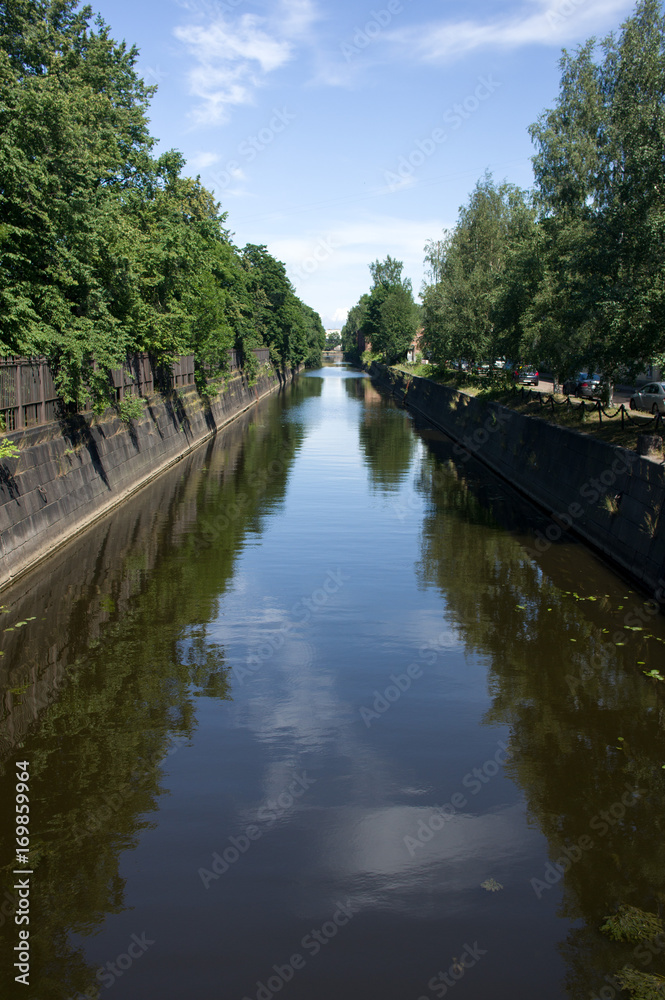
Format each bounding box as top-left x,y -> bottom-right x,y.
322,350 -> 344,361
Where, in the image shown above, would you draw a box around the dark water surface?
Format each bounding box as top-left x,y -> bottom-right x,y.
1,366 -> 664,1000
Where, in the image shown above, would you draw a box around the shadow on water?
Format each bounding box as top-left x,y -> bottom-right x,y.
0,385 -> 318,999
404,400 -> 665,1000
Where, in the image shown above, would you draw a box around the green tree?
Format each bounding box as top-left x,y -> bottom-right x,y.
529,0 -> 665,377
422,174 -> 535,367
361,257 -> 418,363
0,1 -> 326,408
341,294 -> 370,363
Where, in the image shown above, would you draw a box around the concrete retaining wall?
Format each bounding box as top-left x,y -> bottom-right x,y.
371,363 -> 665,597
0,368 -> 299,590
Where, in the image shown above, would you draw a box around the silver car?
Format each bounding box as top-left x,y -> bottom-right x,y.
629,382 -> 665,414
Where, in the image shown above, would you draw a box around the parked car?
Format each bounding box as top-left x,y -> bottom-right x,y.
513,365 -> 539,386
629,382 -> 665,414
562,372 -> 602,398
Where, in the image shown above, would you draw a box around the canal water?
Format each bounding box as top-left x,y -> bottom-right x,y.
1,366 -> 664,1000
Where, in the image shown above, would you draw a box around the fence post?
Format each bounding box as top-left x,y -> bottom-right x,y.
39,359 -> 46,425
15,360 -> 24,429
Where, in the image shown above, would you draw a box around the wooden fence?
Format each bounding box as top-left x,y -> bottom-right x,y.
0,348 -> 271,432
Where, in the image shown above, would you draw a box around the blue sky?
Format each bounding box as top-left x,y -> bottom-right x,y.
91,0 -> 636,329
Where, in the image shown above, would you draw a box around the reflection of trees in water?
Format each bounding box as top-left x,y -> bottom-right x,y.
353,385 -> 415,492
0,397 -> 306,1000
414,440 -> 665,999
343,375 -> 382,406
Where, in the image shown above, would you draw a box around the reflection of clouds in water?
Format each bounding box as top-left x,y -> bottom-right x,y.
315,802 -> 534,914
369,608 -> 461,653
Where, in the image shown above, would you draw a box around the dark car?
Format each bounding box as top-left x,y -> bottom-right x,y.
513,365 -> 539,386
562,372 -> 602,398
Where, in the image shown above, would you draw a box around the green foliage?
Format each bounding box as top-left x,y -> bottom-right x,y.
345,258 -> 418,365
601,905 -> 664,943
341,294 -> 370,363
0,1 -> 324,405
615,966 -> 665,1000
422,173 -> 536,368
117,394 -> 145,422
0,437 -> 20,460
325,331 -> 341,350
420,0 -> 665,380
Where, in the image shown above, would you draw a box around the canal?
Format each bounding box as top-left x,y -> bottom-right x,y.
1,366 -> 664,1000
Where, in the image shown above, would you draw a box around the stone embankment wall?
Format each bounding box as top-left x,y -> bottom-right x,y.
371,363 -> 665,598
0,368 -> 298,590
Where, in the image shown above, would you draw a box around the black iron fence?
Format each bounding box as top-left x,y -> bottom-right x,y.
0,348 -> 271,432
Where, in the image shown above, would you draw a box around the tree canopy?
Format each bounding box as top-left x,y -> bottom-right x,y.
343,257 -> 419,364
0,0 -> 324,408
420,0 -> 665,382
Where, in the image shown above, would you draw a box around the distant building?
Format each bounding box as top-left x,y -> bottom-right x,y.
406,328 -> 424,364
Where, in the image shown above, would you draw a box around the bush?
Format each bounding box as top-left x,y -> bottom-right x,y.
117,396 -> 146,423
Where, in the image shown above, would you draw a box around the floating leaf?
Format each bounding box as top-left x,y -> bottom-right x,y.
481,878 -> 503,892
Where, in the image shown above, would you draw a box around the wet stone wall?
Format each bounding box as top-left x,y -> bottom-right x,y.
0,368 -> 298,590
371,363 -> 665,597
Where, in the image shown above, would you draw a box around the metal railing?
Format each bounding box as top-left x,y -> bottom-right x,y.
0,348 -> 272,432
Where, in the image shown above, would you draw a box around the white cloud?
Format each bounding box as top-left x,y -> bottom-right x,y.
386,0 -> 635,63
174,0 -> 320,125
186,151 -> 222,173
332,307 -> 349,323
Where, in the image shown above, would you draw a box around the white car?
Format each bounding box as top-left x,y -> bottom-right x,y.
629,382 -> 665,414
